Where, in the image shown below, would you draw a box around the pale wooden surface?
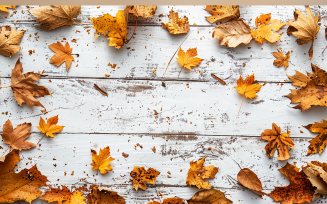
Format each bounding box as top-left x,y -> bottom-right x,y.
1,5 -> 327,204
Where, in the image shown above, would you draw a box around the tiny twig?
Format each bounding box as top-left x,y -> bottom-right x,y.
178,67 -> 183,78
0,85 -> 12,89
238,95 -> 244,115
71,54 -> 79,57
323,45 -> 327,54
0,146 -> 11,159
289,61 -> 295,66
127,17 -> 138,43
36,133 -> 46,145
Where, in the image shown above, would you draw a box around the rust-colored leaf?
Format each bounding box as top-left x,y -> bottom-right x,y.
272,50 -> 290,69
176,47 -> 203,71
40,186 -> 86,204
49,41 -> 75,71
162,10 -> 189,34
188,189 -> 232,204
304,120 -> 327,155
128,5 -> 157,18
204,5 -> 240,23
237,168 -> 266,198
87,186 -> 125,204
91,146 -> 115,174
0,26 -> 25,57
130,166 -> 160,190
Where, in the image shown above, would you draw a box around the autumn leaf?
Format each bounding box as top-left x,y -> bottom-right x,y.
161,10 -> 190,34
272,50 -> 290,69
251,13 -> 286,44
128,5 -> 157,18
49,41 -> 75,71
92,8 -> 128,49
186,156 -> 218,189
28,6 -> 81,30
40,186 -> 86,204
286,64 -> 327,111
148,198 -> 184,204
176,47 -> 203,70
37,115 -> 64,138
303,162 -> 327,195
90,146 -> 115,174
130,166 -> 160,190
87,186 -> 125,204
212,19 -> 252,48
0,26 -> 25,57
188,189 -> 232,204
261,123 -> 294,160
235,74 -> 262,99
269,163 -> 315,204
0,5 -> 17,12
204,5 -> 240,23
237,168 -> 266,198
287,6 -> 320,60
304,120 -> 327,155
0,150 -> 48,203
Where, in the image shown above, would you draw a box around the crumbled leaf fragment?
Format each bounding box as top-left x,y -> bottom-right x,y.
204,5 -> 240,23
130,166 -> 160,190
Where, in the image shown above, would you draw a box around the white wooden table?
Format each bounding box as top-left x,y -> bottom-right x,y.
1,5 -> 327,204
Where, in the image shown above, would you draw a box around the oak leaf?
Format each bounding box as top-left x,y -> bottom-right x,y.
49,41 -> 75,71
188,189 -> 232,204
303,162 -> 327,196
92,8 -> 128,49
272,50 -> 290,69
304,120 -> 327,155
261,123 -> 294,160
212,19 -> 252,48
37,115 -> 64,138
9,59 -> 51,108
269,163 -> 315,204
176,47 -> 203,70
130,166 -> 160,190
204,5 -> 240,23
237,168 -> 266,198
0,26 -> 25,57
1,119 -> 35,151
234,74 -> 262,99
0,5 -> 17,12
40,186 -> 86,204
28,6 -> 81,30
90,146 -> 115,174
251,13 -> 286,44
287,6 -> 320,60
286,64 -> 327,111
186,156 -> 218,189
87,186 -> 125,204
161,10 -> 189,34
128,5 -> 157,18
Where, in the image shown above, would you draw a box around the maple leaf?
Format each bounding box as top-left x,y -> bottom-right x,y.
49,41 -> 75,71
161,10 -> 190,34
234,74 -> 262,99
204,5 -> 240,23
186,156 -> 218,189
286,64 -> 327,111
251,13 -> 286,44
303,162 -> 327,196
8,59 -> 51,108
130,166 -> 160,190
237,168 -> 266,198
261,123 -> 294,160
304,120 -> 327,155
37,115 -> 64,138
188,189 -> 232,204
128,5 -> 157,18
0,5 -> 16,12
272,50 -> 290,69
1,119 -> 35,151
87,186 -> 125,204
40,186 -> 86,204
92,8 -> 128,49
287,6 -> 320,60
0,26 -> 25,57
176,47 -> 203,70
28,5 -> 81,30
212,19 -> 252,48
0,150 -> 48,203
90,146 -> 115,174
269,163 -> 315,204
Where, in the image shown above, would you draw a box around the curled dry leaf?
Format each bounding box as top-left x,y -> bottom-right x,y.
287,6 -> 320,60
188,189 -> 232,204
87,186 -> 125,204
49,41 -> 75,71
261,123 -> 294,160
161,10 -> 189,34
37,115 -> 64,138
269,163 -> 315,204
204,5 -> 240,23
0,150 -> 48,203
186,156 -> 218,189
303,162 -> 327,196
91,146 -> 115,174
286,64 -> 327,111
234,74 -> 262,99
0,26 -> 25,57
40,186 -> 86,204
272,50 -> 290,69
0,5 -> 17,12
1,119 -> 35,151
128,5 -> 157,18
237,168 -> 266,198
28,5 -> 81,30
130,166 -> 160,190
304,120 -> 327,155
251,13 -> 286,44
9,59 -> 51,108
176,47 -> 203,70
212,19 -> 252,48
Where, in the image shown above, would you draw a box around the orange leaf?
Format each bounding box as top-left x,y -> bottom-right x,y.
130,166 -> 160,190
0,5 -> 17,13
188,189 -> 232,204
304,120 -> 327,155
37,115 -> 64,138
90,146 -> 115,174
40,186 -> 86,204
237,168 -> 266,198
49,41 -> 75,71
161,10 -> 190,34
234,74 -> 262,99
176,47 -> 203,70
272,50 -> 290,69
204,5 -> 240,23
87,186 -> 125,204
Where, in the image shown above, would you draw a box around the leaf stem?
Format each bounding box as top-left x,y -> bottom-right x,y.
127,17 -> 138,43
238,95 -> 244,115
0,146 -> 11,159
323,45 -> 327,54
0,85 -> 12,89
177,67 -> 183,78
36,133 -> 46,146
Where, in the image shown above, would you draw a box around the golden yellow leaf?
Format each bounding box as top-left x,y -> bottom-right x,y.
40,186 -> 86,204
204,5 -> 240,23
176,47 -> 203,70
90,146 -> 115,174
49,41 -> 75,71
0,26 -> 25,57
37,115 -> 64,138
304,120 -> 327,155
128,5 -> 157,18
272,50 -> 290,69
161,10 -> 189,34
87,186 -> 125,204
234,74 -> 262,99
0,5 -> 16,13
130,166 -> 160,190
188,189 -> 232,204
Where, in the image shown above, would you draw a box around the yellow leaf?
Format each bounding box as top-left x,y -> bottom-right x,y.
90,146 -> 115,174
161,10 -> 189,34
128,5 -> 157,18
49,41 -> 75,71
0,5 -> 16,13
40,186 -> 86,204
176,47 -> 203,70
234,74 -> 263,99
87,186 -> 125,204
204,5 -> 239,23
37,115 -> 64,138
0,26 -> 25,57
